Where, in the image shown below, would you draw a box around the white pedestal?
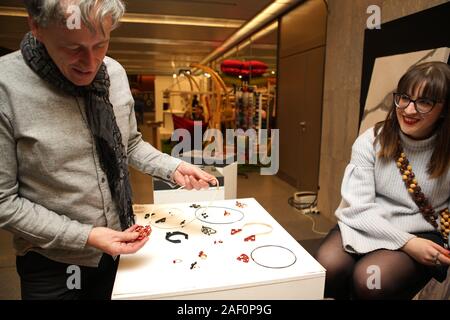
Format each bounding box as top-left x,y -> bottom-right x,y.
153,166 -> 225,205
112,198 -> 326,300
180,151 -> 237,200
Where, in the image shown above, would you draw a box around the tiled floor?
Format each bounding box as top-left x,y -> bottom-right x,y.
0,115 -> 335,300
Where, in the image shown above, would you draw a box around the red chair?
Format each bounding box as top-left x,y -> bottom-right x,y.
172,114 -> 208,150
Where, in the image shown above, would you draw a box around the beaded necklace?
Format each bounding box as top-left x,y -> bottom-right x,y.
396,148 -> 449,242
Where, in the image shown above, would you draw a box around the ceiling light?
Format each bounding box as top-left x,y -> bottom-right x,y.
121,13 -> 244,28
199,0 -> 302,65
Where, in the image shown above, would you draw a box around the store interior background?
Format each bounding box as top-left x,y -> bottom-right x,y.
0,0 -> 448,299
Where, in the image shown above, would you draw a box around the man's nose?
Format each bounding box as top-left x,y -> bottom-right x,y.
80,49 -> 96,69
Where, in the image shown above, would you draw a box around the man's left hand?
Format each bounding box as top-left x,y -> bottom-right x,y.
172,162 -> 217,190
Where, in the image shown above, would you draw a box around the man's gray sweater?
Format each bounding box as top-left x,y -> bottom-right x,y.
0,51 -> 181,267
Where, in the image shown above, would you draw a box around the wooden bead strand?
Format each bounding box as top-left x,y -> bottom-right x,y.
396,147 -> 449,243
439,208 -> 449,242
396,150 -> 437,228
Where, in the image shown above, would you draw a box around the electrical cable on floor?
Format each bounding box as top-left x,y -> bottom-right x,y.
287,194 -> 329,236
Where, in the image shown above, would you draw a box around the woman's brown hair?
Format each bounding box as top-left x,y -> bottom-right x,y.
374,61 -> 450,178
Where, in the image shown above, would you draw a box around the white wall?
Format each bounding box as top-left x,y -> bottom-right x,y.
154,76 -> 175,122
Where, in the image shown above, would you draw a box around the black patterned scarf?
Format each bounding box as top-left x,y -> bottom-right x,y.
21,32 -> 134,230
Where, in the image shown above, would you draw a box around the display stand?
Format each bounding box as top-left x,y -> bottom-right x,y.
153,166 -> 225,204
112,198 -> 325,300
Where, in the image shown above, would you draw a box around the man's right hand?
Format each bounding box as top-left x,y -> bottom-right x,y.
86,225 -> 149,256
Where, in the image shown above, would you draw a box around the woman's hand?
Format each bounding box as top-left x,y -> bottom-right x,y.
401,237 -> 450,266
86,224 -> 149,256
172,162 -> 217,190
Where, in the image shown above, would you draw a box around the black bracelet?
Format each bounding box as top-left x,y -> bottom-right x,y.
165,231 -> 189,244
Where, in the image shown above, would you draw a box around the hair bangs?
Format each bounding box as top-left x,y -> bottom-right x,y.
398,63 -> 448,102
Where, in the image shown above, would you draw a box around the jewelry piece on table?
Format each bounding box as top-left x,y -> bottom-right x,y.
244,235 -> 256,242
151,208 -> 195,229
231,222 -> 273,241
250,245 -> 297,269
201,225 -> 217,236
237,254 -> 249,263
198,251 -> 208,259
190,204 -> 200,208
165,231 -> 189,243
190,261 -> 199,270
155,217 -> 166,224
172,259 -> 182,264
235,201 -> 247,208
231,228 -> 242,235
195,206 -> 244,224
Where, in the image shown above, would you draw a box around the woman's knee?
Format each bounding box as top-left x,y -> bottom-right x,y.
351,265 -> 385,299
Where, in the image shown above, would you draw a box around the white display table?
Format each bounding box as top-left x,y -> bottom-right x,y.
112,198 -> 325,300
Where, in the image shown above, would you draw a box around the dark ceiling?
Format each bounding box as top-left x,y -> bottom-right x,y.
0,0 -> 279,75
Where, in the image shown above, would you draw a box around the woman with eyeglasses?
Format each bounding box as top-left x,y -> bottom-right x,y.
315,61 -> 450,299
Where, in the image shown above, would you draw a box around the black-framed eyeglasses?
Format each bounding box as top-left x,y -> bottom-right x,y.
393,93 -> 440,114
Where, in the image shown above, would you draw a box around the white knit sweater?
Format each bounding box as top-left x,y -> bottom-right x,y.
336,127 -> 450,254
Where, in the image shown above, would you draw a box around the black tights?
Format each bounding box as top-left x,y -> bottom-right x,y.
315,227 -> 434,300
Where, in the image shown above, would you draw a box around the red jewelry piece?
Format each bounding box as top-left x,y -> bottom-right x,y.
244,235 -> 256,242
237,254 -> 249,263
231,228 -> 242,235
235,201 -> 247,208
135,225 -> 152,240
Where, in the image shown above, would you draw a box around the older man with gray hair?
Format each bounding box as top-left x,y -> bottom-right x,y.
0,0 -> 215,299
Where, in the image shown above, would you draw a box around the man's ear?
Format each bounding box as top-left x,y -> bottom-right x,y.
27,16 -> 43,41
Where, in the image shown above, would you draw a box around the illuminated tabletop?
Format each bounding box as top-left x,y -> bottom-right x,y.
112,198 -> 325,300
